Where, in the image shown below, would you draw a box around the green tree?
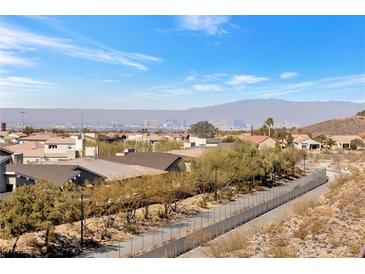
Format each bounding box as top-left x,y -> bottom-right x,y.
313,134 -> 327,146
265,117 -> 274,137
222,135 -> 236,143
22,126 -> 34,136
350,138 -> 365,150
31,181 -> 62,250
356,110 -> 365,117
191,147 -> 235,200
325,138 -> 337,150
189,121 -> 218,138
0,185 -> 36,252
285,133 -> 294,148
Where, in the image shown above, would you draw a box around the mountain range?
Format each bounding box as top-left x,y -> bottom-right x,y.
0,99 -> 363,128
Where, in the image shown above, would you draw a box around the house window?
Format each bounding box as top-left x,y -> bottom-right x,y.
301,144 -> 307,149
48,145 -> 57,149
68,146 -> 72,149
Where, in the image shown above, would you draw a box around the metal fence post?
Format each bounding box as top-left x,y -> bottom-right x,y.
130,238 -> 133,257
118,242 -> 121,257
142,234 -> 144,252
152,229 -> 155,247
170,224 -> 172,241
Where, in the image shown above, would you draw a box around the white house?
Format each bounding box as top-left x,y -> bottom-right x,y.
183,136 -> 220,149
44,137 -> 77,161
294,136 -> 321,150
127,133 -> 144,142
70,134 -> 84,156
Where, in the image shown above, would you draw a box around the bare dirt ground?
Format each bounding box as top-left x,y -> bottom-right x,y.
202,154 -> 365,258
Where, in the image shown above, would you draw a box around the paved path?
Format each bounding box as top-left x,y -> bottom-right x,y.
79,169 -> 328,258
180,169 -> 343,257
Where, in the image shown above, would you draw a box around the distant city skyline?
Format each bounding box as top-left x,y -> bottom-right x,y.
0,16 -> 365,109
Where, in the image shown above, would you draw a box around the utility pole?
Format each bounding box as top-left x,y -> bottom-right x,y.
80,191 -> 84,247
19,111 -> 26,128
80,114 -> 84,133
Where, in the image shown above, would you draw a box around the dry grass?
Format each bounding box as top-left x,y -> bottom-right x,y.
206,162 -> 365,258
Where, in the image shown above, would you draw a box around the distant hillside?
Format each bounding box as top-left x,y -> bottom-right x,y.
303,116 -> 365,136
0,99 -> 363,127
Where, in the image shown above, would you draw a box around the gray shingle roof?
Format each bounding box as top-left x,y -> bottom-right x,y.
100,152 -> 182,171
6,164 -> 80,187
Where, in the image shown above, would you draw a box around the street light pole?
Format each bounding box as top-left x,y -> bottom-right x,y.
19,111 -> 26,128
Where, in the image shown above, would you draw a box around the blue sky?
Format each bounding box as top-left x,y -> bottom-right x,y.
0,16 -> 364,109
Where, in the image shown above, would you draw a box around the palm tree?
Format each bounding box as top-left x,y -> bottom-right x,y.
265,117 -> 274,137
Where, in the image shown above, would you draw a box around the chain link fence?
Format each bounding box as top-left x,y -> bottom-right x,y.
80,168 -> 328,258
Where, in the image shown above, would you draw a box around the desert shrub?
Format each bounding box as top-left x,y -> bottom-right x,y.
197,195 -> 211,209
123,223 -> 138,234
264,237 -> 296,258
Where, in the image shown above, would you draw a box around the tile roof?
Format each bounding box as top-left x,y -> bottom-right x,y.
238,135 -> 271,144
20,133 -> 55,141
44,137 -> 76,145
331,135 -> 362,143
100,152 -> 182,171
3,142 -> 44,153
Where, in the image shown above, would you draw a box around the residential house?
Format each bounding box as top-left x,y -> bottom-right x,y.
293,135 -> 321,150
100,152 -> 184,172
184,136 -> 220,149
0,131 -> 8,143
331,135 -> 363,150
3,142 -> 44,163
0,156 -> 12,193
70,134 -> 84,156
4,164 -> 106,191
44,137 -> 77,161
20,133 -> 55,144
164,133 -> 189,142
126,133 -> 144,142
0,147 -> 24,164
238,135 -> 276,150
44,158 -> 166,181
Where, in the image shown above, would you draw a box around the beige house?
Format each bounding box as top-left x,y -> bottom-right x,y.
293,135 -> 321,150
331,135 -> 363,150
238,135 -> 276,150
44,137 -> 77,161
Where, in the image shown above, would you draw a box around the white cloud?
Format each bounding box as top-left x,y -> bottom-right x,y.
0,76 -> 60,94
280,71 -> 299,79
120,73 -> 134,77
177,16 -> 230,35
99,79 -> 119,83
0,50 -> 34,66
192,84 -> 222,92
186,74 -> 197,81
226,74 -> 269,85
0,23 -> 161,71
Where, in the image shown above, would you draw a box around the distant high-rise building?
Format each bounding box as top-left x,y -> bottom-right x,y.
233,120 -> 246,129
1,122 -> 6,131
143,119 -> 160,129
